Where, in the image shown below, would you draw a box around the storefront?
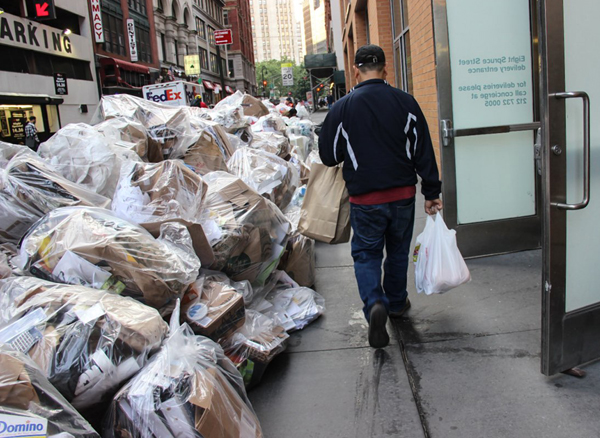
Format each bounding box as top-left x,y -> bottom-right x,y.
202,80 -> 215,105
0,95 -> 63,144
0,4 -> 100,139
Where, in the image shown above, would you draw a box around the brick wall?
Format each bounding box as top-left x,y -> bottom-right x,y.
407,0 -> 441,167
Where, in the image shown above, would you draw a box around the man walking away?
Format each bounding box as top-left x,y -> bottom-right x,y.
318,44 -> 443,349
25,116 -> 40,150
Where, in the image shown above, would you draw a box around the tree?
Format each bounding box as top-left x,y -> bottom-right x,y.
255,58 -> 311,101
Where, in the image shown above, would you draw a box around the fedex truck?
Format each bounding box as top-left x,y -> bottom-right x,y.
142,81 -> 205,106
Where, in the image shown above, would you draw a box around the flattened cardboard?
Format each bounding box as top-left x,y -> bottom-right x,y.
142,219 -> 215,267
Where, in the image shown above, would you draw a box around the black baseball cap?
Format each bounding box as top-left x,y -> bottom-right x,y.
355,45 -> 386,66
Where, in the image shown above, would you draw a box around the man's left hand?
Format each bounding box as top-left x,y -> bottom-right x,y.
425,199 -> 443,215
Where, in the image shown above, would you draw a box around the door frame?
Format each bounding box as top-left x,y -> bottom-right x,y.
432,0 -> 542,258
539,0 -> 600,376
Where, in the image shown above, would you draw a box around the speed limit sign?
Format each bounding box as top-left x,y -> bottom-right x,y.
281,63 -> 294,86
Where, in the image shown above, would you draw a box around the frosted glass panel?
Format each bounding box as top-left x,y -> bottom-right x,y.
446,0 -> 534,129
455,132 -> 536,224
564,0 -> 600,312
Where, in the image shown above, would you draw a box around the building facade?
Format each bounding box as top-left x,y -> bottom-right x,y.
304,0 -> 327,56
250,0 -> 302,64
93,0 -> 160,95
225,0 -> 257,95
0,0 -> 100,143
154,0 -> 233,104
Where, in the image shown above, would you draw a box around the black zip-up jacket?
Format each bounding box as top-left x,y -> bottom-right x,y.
318,79 -> 442,200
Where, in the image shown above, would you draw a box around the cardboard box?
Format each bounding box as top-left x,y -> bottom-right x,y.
241,95 -> 269,118
142,220 -> 215,268
190,367 -> 262,438
183,281 -> 245,341
183,129 -> 231,175
0,352 -> 39,410
278,234 -> 316,287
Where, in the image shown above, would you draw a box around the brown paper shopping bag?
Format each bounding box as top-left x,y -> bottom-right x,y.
298,163 -> 351,244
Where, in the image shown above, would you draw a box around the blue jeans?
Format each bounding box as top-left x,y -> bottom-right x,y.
350,198 -> 415,320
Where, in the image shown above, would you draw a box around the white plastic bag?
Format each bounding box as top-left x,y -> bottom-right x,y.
414,213 -> 470,295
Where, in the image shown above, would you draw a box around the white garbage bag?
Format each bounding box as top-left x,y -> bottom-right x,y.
414,213 -> 470,295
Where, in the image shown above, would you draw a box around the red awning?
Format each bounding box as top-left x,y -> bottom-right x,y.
226,86 -> 234,94
99,57 -> 150,74
203,80 -> 215,90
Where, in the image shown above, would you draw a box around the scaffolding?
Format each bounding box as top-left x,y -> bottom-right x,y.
304,53 -> 345,111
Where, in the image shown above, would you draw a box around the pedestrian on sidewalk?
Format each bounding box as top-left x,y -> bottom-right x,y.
318,44 -> 443,349
24,116 -> 40,150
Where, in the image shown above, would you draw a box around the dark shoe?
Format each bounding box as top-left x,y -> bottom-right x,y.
389,298 -> 411,319
368,303 -> 389,348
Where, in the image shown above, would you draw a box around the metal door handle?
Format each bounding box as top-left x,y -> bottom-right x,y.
549,91 -> 590,210
441,119 -> 453,147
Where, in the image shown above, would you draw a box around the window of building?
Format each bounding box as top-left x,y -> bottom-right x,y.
128,0 -> 147,15
224,10 -> 229,26
208,26 -> 215,46
0,45 -> 93,81
102,12 -> 126,56
392,0 -> 412,94
228,59 -> 234,78
197,18 -> 206,39
160,34 -> 167,62
210,53 -> 219,73
200,47 -> 209,69
136,26 -> 153,63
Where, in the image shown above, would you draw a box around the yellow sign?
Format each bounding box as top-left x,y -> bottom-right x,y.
184,55 -> 201,76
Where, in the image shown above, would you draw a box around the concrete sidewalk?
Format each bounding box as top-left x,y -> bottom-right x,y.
248,110 -> 600,437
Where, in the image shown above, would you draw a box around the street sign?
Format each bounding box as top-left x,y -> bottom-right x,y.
90,0 -> 104,43
214,29 -> 233,45
184,55 -> 201,75
126,19 -> 138,62
54,73 -> 68,95
33,0 -> 56,20
281,63 -> 293,86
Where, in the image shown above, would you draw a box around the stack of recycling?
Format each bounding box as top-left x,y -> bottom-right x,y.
0,92 -> 323,437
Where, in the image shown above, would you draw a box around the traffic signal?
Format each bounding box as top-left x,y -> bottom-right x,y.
33,0 -> 56,20
262,80 -> 267,87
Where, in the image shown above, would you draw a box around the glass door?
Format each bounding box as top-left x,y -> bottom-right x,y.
540,0 -> 600,375
433,0 -> 541,257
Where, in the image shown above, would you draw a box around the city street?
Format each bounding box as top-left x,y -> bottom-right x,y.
249,110 -> 600,438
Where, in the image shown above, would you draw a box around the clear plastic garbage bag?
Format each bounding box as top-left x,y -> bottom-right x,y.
112,159 -> 207,225
181,273 -> 246,341
0,145 -> 111,244
0,345 -> 99,437
414,213 -> 471,295
17,207 -> 200,309
249,131 -> 291,159
256,284 -> 325,331
0,277 -> 169,410
38,123 -> 142,198
227,147 -> 299,210
201,172 -> 291,286
103,304 -> 263,438
219,309 -> 288,390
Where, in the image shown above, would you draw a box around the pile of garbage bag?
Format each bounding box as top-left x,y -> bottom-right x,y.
0,277 -> 169,409
0,91 -> 324,436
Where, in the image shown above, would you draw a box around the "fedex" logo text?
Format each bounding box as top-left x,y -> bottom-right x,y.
145,88 -> 183,103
